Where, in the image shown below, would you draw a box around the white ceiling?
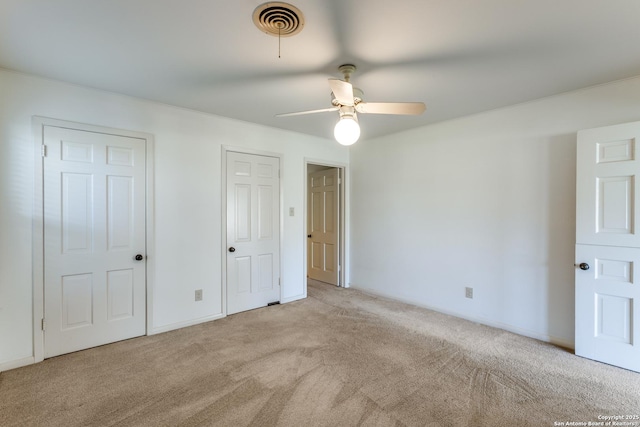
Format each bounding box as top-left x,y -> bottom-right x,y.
2,0 -> 640,141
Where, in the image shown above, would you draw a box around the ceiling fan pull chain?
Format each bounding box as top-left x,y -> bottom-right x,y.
278,23 -> 282,58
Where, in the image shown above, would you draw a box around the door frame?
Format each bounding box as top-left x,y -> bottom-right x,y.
304,159 -> 348,288
221,146 -> 284,315
32,117 -> 155,363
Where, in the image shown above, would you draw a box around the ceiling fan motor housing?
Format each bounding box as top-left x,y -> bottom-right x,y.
338,105 -> 358,121
332,87 -> 363,106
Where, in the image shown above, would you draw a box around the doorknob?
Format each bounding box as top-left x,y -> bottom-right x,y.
577,263 -> 590,271
307,234 -> 312,238
229,247 -> 236,253
134,254 -> 144,261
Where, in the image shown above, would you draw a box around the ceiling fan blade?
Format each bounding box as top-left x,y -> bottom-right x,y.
355,102 -> 426,115
276,107 -> 339,117
328,79 -> 354,106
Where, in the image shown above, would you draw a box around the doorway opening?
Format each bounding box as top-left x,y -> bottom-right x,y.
305,161 -> 346,287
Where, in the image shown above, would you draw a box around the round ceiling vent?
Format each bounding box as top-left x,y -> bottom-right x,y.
253,2 -> 304,37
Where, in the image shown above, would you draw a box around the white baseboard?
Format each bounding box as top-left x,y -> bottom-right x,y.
349,284 -> 575,350
149,294 -> 307,334
0,356 -> 35,373
281,293 -> 306,304
149,313 -> 226,335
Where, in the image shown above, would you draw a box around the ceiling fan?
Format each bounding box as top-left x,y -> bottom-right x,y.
276,64 -> 426,145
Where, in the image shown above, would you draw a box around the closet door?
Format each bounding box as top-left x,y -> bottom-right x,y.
43,125 -> 147,358
226,151 -> 281,314
575,121 -> 640,372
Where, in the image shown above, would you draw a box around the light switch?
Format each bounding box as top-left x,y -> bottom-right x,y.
289,207 -> 295,216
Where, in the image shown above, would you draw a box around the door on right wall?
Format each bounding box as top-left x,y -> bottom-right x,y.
575,121 -> 640,372
308,167 -> 339,286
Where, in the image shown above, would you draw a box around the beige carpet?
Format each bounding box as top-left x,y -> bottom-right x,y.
1,281 -> 638,426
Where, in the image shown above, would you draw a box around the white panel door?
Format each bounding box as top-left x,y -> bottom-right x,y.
576,120 -> 640,372
43,126 -> 146,358
226,152 -> 280,315
307,168 -> 339,285
575,245 -> 639,372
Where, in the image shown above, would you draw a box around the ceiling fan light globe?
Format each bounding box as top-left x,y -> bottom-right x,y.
334,117 -> 360,146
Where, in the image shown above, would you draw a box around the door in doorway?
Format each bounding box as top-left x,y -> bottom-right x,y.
308,168 -> 339,285
575,121 -> 640,372
43,125 -> 147,358
226,151 -> 281,314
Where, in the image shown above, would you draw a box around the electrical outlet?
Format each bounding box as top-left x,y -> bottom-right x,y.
195,289 -> 203,301
465,287 -> 473,299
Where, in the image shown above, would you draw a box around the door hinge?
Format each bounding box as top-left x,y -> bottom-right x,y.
338,178 -> 342,184
278,277 -> 281,287
41,318 -> 45,331
41,145 -> 47,157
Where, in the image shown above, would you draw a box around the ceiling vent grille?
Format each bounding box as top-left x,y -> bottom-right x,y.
253,2 -> 304,37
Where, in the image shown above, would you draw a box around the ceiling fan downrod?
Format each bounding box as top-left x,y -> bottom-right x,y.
338,64 -> 356,83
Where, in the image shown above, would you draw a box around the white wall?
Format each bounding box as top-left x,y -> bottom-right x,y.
350,76 -> 640,348
0,69 -> 348,370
